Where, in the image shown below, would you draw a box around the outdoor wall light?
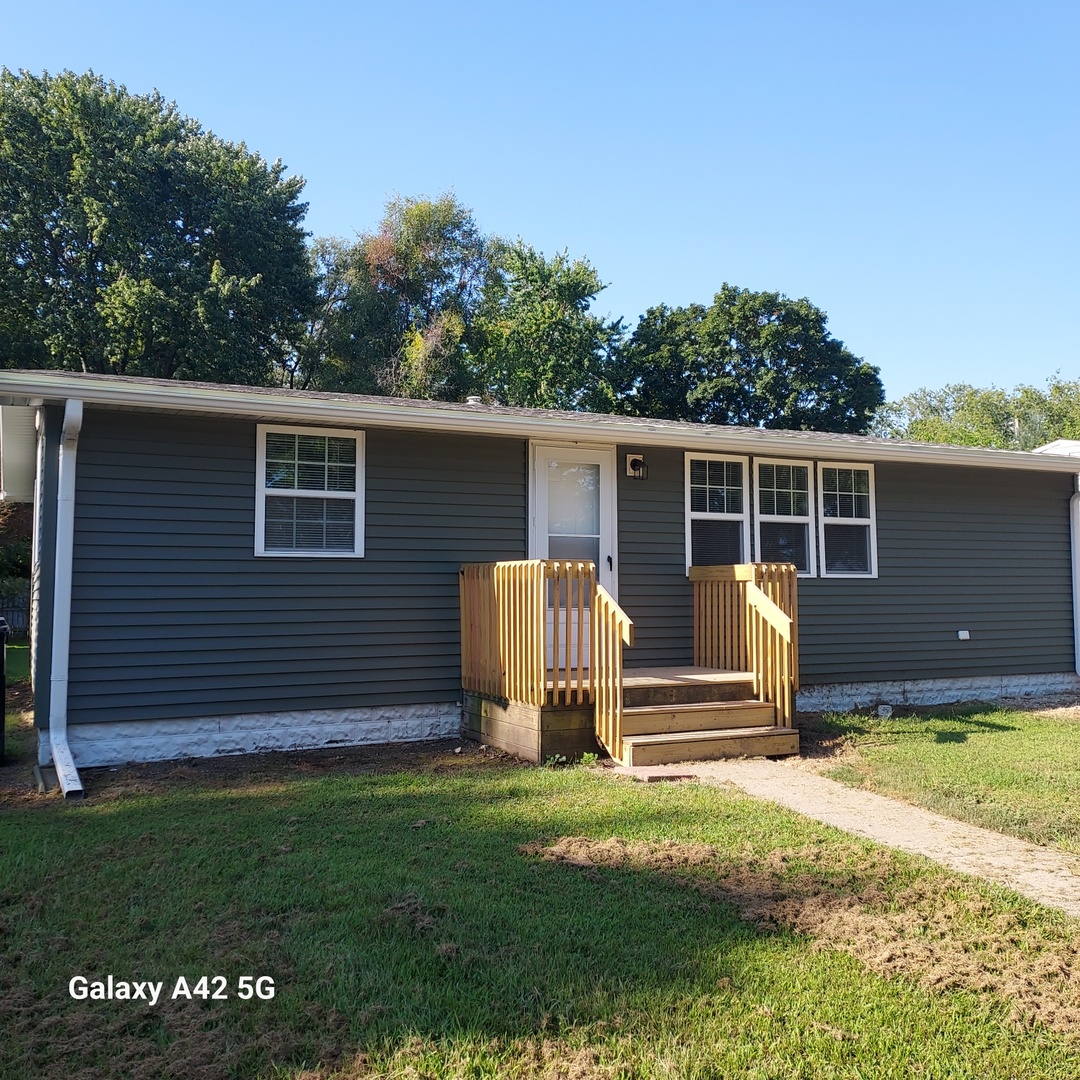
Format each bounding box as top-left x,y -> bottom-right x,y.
625,454 -> 648,480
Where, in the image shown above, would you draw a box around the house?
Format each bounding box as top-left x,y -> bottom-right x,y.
1,369 -> 1078,798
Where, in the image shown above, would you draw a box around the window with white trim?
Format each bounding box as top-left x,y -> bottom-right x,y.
685,454 -> 750,569
255,425 -> 365,557
818,463 -> 876,577
754,459 -> 816,575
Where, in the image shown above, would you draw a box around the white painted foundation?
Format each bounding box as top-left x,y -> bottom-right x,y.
798,672 -> 1080,713
41,702 -> 462,768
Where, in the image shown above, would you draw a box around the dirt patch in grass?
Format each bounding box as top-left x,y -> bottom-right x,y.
0,736 -> 521,808
304,1036 -> 618,1080
0,975 -> 238,1080
522,836 -> 1080,1036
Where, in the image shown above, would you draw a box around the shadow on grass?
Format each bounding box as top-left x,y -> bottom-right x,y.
808,703 -> 1020,749
0,763 -> 893,1079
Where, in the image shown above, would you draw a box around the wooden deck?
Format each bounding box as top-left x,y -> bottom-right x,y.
461,560 -> 800,766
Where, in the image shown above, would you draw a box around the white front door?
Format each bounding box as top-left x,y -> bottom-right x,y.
531,444 -> 617,595
532,445 -> 617,672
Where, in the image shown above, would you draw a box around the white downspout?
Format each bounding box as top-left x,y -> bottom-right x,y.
1071,477 -> 1080,677
48,399 -> 84,798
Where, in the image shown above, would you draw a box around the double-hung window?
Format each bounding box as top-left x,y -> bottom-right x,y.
818,463 -> 876,576
255,424 -> 365,557
685,454 -> 750,569
754,459 -> 816,575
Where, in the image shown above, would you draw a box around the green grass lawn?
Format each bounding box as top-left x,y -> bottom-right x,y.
3,728 -> 1080,1079
815,705 -> 1080,854
4,639 -> 28,683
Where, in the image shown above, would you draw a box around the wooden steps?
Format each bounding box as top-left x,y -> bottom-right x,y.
621,725 -> 800,766
622,700 -> 775,735
614,666 -> 798,766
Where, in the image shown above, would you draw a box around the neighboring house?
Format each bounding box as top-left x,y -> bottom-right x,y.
1,370 -> 1079,797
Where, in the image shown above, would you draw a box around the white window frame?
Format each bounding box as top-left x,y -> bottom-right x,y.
753,457 -> 817,577
684,453 -> 751,573
816,461 -> 878,579
255,423 -> 366,558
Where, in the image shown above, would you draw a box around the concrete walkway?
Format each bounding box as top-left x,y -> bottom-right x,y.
622,759 -> 1080,918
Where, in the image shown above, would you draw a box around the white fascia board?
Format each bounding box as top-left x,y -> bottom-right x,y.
4,370 -> 1080,474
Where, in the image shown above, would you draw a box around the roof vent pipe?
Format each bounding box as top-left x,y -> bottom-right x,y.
48,399 -> 85,798
465,395 -> 483,406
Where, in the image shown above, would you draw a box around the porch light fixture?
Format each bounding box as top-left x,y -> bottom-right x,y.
626,454 -> 648,480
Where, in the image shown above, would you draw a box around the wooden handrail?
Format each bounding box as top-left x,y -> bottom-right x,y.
592,583 -> 634,765
744,582 -> 791,636
460,559 -> 635,761
690,563 -> 799,728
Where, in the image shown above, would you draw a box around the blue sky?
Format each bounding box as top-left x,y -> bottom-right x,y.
3,1 -> 1077,400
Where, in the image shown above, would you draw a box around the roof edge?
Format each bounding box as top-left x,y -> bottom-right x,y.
3,370 -> 1080,474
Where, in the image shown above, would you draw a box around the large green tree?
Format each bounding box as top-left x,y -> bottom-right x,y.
470,241 -> 620,409
0,69 -> 315,383
609,285 -> 884,433
873,379 -> 1080,449
308,194 -> 491,399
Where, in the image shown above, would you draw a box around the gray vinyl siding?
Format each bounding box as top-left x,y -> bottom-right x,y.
616,446 -> 693,665
65,409 -> 526,725
616,448 -> 1075,683
798,463 -> 1074,682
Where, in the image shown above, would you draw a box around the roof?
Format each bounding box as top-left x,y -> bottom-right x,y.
2,369 -> 1079,475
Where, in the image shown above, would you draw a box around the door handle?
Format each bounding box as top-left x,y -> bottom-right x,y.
607,555 -> 613,570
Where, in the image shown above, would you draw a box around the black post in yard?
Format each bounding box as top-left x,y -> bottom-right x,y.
0,617 -> 8,766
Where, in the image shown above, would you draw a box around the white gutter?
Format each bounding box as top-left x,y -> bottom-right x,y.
48,399 -> 85,798
3,370 -> 1080,474
1072,478 -> 1080,676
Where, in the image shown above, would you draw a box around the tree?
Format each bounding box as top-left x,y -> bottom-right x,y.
610,285 -> 884,433
0,69 -> 315,384
873,379 -> 1080,450
471,241 -> 621,409
309,194 -> 491,400
287,237 -> 398,393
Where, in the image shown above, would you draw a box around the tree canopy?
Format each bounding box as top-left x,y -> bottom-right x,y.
607,286 -> 884,433
0,69 -> 314,383
470,240 -> 620,410
873,379 -> 1080,450
300,194 -> 491,399
1,69 -> 887,435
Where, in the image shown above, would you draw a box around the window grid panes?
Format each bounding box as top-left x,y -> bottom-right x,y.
821,467 -> 870,520
265,433 -> 356,493
689,458 -> 743,515
818,462 -> 876,576
755,460 -> 813,575
757,463 -> 810,518
265,497 -> 355,551
258,426 -> 363,556
686,456 -> 748,567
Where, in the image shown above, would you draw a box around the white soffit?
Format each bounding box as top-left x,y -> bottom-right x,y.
0,405 -> 37,501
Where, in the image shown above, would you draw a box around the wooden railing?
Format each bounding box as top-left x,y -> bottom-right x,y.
460,560 -> 546,705
548,559 -> 594,706
459,559 -> 634,758
592,583 -> 635,765
689,563 -> 799,727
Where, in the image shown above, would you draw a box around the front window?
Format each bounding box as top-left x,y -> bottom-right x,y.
755,460 -> 815,575
255,425 -> 365,557
818,463 -> 876,576
685,455 -> 750,569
